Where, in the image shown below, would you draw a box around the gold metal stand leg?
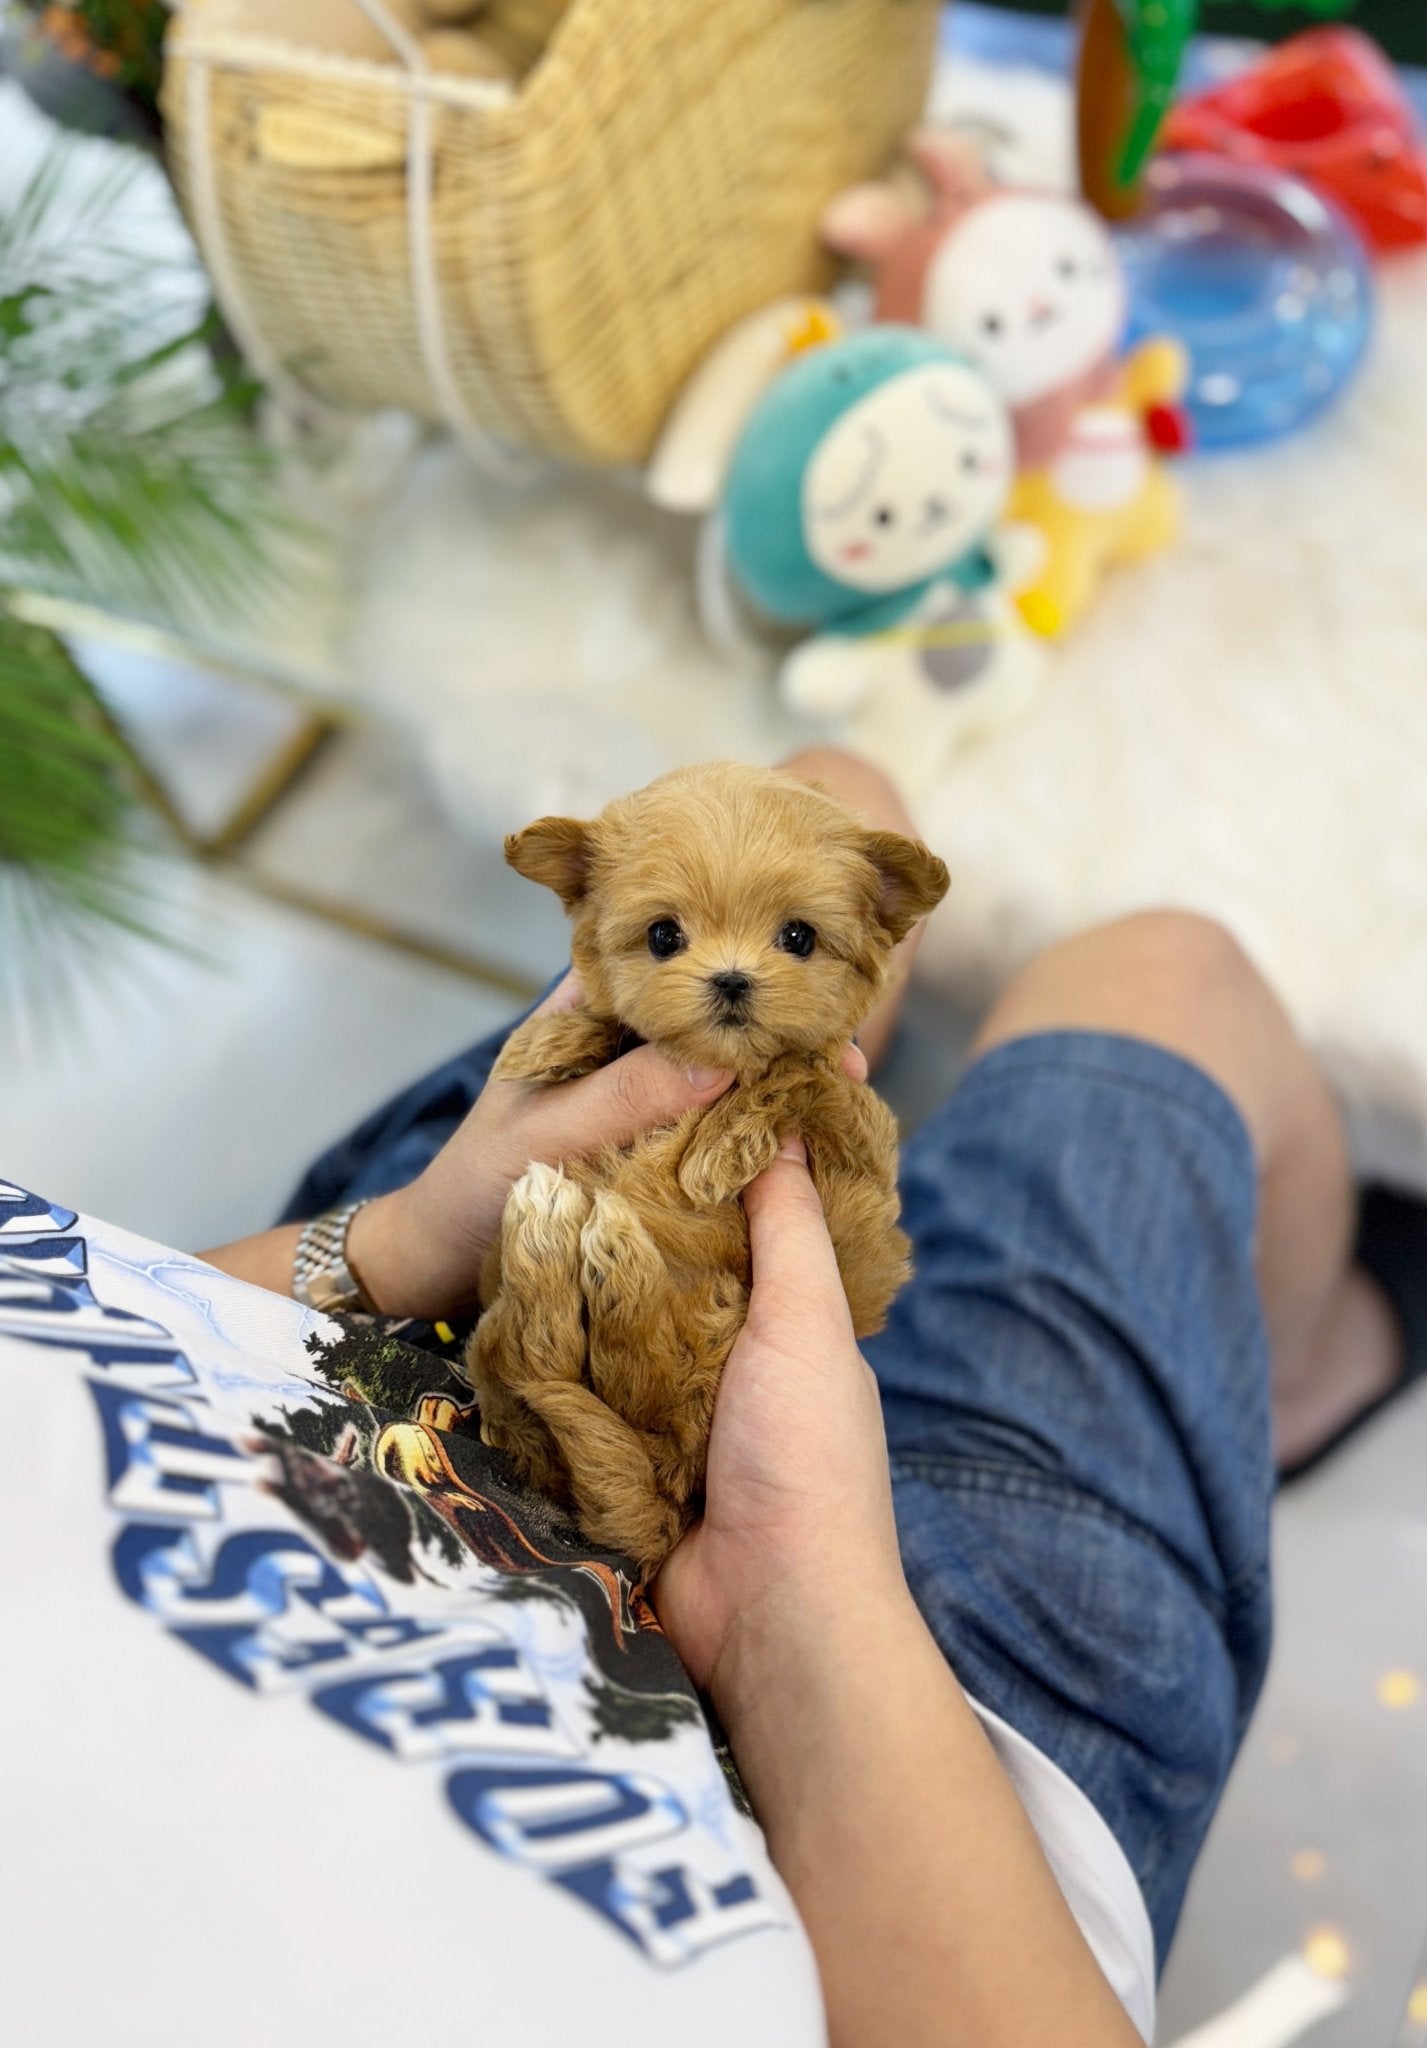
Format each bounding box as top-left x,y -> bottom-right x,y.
92,686 -> 543,1004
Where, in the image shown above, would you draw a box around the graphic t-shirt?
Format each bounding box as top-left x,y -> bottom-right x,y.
0,1179 -> 1154,2045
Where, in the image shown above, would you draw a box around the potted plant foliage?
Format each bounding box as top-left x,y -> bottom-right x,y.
0,133 -> 281,1013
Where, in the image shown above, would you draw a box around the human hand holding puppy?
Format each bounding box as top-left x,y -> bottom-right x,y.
347,974 -> 868,1321
208,761 -> 946,1570
653,1129 -> 904,1697
202,968 -> 866,1323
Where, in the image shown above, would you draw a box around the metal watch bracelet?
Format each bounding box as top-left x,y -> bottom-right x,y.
292,1198 -> 377,1314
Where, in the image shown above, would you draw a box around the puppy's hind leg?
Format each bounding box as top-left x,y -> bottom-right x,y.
578,1191 -> 683,1429
466,1162 -> 591,1493
464,1340 -> 565,1496
522,1381 -> 684,1573
580,1191 -> 743,1512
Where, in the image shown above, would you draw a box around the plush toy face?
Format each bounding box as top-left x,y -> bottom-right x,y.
801,360 -> 1012,595
925,194 -> 1127,406
723,327 -> 1013,630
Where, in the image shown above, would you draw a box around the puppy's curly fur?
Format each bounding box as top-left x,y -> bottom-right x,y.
465,761 -> 949,1571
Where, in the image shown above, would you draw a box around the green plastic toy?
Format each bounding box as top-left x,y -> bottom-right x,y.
1077,0 -> 1358,215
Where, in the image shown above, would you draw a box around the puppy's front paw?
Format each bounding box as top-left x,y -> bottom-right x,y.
678,1121 -> 781,1207
677,1148 -> 733,1208
578,1187 -> 668,1297
492,1011 -> 618,1087
504,1056 -> 601,1086
484,1166 -> 591,1402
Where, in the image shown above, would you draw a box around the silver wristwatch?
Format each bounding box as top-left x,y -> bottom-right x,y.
293,1199 -> 376,1313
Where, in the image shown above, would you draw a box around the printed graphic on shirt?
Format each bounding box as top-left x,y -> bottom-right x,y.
0,1178 -> 780,1968
271,1310 -> 731,1749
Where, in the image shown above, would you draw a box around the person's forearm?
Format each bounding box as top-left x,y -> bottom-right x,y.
198,1186 -> 445,1316
715,1579 -> 1142,2048
200,1220 -> 304,1297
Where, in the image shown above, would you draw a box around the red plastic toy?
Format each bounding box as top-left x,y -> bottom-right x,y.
1163,27 -> 1427,255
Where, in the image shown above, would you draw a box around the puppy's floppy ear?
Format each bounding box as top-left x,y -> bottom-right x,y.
862,829 -> 949,943
504,816 -> 594,909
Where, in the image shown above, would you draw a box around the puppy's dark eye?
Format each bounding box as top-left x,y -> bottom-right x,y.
871,505 -> 896,528
647,919 -> 686,959
776,920 -> 817,959
1057,255 -> 1077,279
980,311 -> 1003,337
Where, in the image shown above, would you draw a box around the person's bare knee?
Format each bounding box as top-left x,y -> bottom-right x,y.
779,747 -> 925,1074
780,745 -> 918,839
971,910 -> 1304,1163
974,910 -> 1356,1383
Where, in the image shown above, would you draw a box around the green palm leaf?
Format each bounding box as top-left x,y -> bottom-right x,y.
0,610 -> 175,1014
0,139 -> 285,627
0,379 -> 281,624
0,130 -> 294,1016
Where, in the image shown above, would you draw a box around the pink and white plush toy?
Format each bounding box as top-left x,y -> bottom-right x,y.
823,132 -> 1191,637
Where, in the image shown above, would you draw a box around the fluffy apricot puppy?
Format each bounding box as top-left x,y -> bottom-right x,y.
466,761 -> 948,1571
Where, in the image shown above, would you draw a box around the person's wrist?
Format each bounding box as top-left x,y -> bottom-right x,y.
706,1568 -> 936,1853
708,1558 -> 917,1736
345,1181 -> 467,1320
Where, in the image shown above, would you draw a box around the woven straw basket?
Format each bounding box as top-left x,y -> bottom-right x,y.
163,0 -> 941,466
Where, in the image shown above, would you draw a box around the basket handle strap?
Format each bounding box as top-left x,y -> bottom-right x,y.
352,0 -> 539,480
176,0 -> 536,477
179,14 -> 306,411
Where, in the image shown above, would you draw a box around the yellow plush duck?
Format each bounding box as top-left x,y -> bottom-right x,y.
1008,335 -> 1187,637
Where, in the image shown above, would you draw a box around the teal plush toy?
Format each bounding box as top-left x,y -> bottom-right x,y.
721,325 -> 1046,790
724,326 -> 1008,629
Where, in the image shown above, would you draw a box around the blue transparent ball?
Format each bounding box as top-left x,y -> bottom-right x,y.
1117,153 -> 1374,451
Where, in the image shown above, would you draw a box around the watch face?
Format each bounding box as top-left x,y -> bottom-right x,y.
308,1269 -> 344,1312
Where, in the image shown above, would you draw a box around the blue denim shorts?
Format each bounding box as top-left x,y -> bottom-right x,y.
868,1031 -> 1273,1966
287,1019 -> 1273,1969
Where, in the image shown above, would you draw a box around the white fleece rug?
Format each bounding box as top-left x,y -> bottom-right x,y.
348,58 -> 1427,1190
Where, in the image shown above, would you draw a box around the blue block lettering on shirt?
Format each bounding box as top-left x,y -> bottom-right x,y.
0,1236 -> 88,1277
0,1182 -> 77,1234
110,1520 -> 450,1693
175,1621 -> 354,1688
163,1527 -> 358,1614
312,1647 -> 556,1759
89,1382 -> 248,1518
448,1762 -> 684,1867
554,1858 -> 769,1960
113,1509 -> 385,1609
112,1520 -> 193,1606
0,1270 -> 185,1368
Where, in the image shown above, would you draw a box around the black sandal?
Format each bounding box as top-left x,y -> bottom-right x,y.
1278,1182 -> 1427,1484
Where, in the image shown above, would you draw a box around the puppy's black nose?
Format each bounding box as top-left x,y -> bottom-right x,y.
709,970 -> 753,1004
